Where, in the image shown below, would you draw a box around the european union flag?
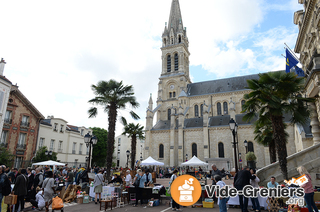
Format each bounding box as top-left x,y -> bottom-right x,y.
286,48 -> 299,73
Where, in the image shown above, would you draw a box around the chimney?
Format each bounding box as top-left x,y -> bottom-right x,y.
0,58 -> 6,76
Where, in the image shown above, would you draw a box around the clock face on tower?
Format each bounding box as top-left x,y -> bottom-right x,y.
170,85 -> 175,90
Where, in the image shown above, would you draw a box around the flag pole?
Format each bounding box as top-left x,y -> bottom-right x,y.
284,43 -> 300,62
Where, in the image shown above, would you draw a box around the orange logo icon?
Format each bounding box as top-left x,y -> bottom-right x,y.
170,174 -> 201,206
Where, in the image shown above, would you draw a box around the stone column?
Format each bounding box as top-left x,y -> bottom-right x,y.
309,102 -> 320,145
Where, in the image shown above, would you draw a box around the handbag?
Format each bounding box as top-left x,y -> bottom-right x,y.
133,176 -> 140,187
4,194 -> 17,205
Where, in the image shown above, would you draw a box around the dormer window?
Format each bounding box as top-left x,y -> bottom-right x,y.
178,35 -> 181,43
164,38 -> 167,46
171,38 -> 174,44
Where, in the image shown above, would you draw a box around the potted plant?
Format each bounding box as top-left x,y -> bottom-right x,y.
245,151 -> 257,169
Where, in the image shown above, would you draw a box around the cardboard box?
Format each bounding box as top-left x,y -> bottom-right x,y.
76,197 -> 83,204
202,201 -> 214,208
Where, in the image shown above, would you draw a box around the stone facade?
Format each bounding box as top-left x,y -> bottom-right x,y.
113,134 -> 145,168
37,116 -> 92,168
144,0 -> 314,169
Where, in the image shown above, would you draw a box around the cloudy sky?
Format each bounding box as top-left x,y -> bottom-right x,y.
0,0 -> 303,136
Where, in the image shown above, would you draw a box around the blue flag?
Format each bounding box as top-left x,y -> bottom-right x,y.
295,67 -> 305,77
286,48 -> 299,73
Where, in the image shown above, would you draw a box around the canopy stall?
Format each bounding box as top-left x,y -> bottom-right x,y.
140,156 -> 164,166
32,160 -> 66,170
180,156 -> 208,166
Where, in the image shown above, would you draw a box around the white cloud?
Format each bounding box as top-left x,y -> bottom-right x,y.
0,0 -> 300,136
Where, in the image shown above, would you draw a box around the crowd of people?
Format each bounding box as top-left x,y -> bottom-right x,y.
0,163 -> 318,212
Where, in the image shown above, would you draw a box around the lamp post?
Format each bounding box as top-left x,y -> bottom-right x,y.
126,150 -> 130,168
185,154 -> 188,161
229,118 -> 239,173
244,140 -> 248,153
84,133 -> 98,171
45,150 -> 53,159
239,152 -> 242,170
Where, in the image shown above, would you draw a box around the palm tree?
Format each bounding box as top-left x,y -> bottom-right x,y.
122,122 -> 145,169
242,71 -> 313,180
88,80 -> 140,180
253,114 -> 278,164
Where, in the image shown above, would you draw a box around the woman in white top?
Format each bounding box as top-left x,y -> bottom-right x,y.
124,170 -> 132,186
93,170 -> 104,204
250,168 -> 260,212
42,171 -> 56,212
30,187 -> 45,210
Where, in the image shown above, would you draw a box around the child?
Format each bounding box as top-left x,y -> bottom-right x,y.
215,175 -> 229,212
30,187 -> 45,210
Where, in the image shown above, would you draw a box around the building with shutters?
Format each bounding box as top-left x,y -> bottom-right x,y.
37,116 -> 93,168
144,0 -> 315,169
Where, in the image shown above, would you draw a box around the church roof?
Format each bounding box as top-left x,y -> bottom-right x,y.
184,117 -> 203,128
187,73 -> 260,96
153,120 -> 170,130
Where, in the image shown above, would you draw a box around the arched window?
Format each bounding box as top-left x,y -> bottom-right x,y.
159,144 -> 164,158
194,105 -> 199,117
174,53 -> 179,71
173,92 -> 176,97
163,38 -> 166,46
248,141 -> 254,152
223,102 -> 228,114
241,100 -> 246,111
168,109 -> 171,120
178,35 -> 181,43
192,143 -> 197,157
200,104 -> 203,117
167,55 -> 171,72
169,92 -> 172,98
218,142 -> 224,158
217,103 -> 222,115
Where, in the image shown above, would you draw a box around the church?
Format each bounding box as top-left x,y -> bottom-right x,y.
144,0 -> 313,169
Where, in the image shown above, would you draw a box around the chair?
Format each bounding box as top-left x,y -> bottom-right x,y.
100,199 -> 113,211
117,197 -> 125,208
129,193 -> 136,205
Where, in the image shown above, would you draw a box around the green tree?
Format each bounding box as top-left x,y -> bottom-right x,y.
242,71 -> 313,180
33,146 -> 58,162
253,115 -> 277,164
122,122 -> 145,169
0,147 -> 14,167
88,80 -> 139,180
91,127 -> 108,167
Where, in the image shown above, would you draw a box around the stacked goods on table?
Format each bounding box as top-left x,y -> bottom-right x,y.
76,190 -> 87,204
62,185 -> 82,203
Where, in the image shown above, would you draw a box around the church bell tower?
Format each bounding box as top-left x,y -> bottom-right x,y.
158,0 -> 191,106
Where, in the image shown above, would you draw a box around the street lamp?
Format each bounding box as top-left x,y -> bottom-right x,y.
244,140 -> 248,153
185,154 -> 188,161
45,151 -> 53,159
84,133 -> 98,170
229,118 -> 239,173
126,150 -> 130,168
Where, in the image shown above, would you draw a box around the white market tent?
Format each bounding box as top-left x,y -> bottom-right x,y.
180,155 -> 208,166
32,160 -> 66,170
140,156 -> 164,166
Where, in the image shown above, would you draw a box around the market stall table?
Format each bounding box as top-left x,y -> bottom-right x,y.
89,186 -> 122,199
128,186 -> 160,202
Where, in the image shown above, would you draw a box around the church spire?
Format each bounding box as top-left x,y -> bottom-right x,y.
168,0 -> 183,33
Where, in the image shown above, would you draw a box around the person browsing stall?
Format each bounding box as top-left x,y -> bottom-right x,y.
267,176 -> 279,188
132,169 -> 146,207
110,174 -> 123,184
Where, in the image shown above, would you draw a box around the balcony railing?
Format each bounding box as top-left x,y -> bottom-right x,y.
79,151 -> 82,155
53,128 -> 58,132
0,142 -> 8,148
49,148 -> 55,151
72,150 -> 76,154
20,121 -> 30,128
16,144 -> 26,150
60,130 -> 64,133
58,149 -> 62,153
4,119 -> 12,124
